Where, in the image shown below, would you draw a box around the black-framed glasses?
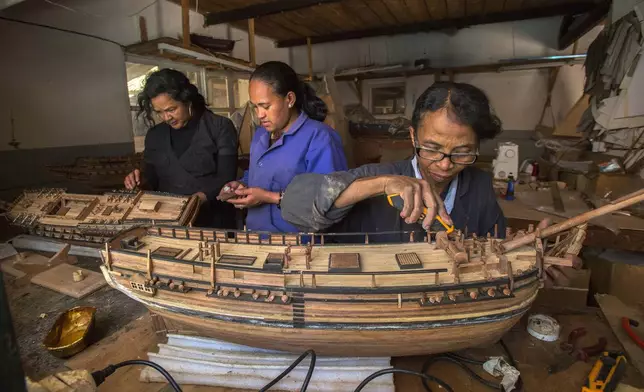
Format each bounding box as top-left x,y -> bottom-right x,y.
415,145 -> 479,165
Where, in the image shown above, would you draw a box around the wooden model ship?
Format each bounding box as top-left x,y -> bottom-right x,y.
100,190 -> 644,357
48,154 -> 143,189
6,188 -> 199,246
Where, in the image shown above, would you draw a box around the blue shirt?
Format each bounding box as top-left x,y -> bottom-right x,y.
411,156 -> 458,214
242,112 -> 348,232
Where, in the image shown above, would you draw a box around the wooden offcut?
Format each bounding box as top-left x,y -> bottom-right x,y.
31,264 -> 106,299
138,200 -> 160,212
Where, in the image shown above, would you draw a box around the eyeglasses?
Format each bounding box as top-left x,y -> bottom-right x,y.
415,145 -> 479,165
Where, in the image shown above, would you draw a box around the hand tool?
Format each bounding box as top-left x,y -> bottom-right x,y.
547,327 -> 607,374
582,351 -> 627,392
621,317 -> 644,350
386,193 -> 454,233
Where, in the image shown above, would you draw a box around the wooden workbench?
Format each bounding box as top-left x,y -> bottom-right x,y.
57,306 -> 644,392
499,196 -> 644,252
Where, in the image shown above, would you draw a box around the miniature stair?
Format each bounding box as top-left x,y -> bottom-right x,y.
140,334 -> 394,392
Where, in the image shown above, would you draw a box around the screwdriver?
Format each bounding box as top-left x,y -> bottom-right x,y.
386,193 -> 454,233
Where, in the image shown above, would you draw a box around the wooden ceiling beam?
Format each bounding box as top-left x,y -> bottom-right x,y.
558,0 -> 610,50
276,2 -> 596,47
204,0 -> 343,25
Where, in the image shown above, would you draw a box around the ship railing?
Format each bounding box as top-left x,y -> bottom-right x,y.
146,225 -> 455,246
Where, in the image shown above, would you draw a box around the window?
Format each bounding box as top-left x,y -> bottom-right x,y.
126,62 -> 158,107
371,85 -> 406,116
206,73 -> 229,109
234,79 -> 250,108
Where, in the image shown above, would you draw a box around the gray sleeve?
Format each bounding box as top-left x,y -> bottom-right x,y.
280,162 -> 403,232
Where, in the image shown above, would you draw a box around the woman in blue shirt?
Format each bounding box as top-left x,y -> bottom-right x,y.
217,61 -> 347,232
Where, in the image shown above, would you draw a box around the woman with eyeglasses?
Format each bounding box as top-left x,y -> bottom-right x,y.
123,68 -> 238,229
278,82 -> 504,242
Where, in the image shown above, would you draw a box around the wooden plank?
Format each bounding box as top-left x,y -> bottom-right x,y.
382,0 -> 416,24
466,0 -> 485,16
276,2 -> 594,46
425,0 -> 448,18
139,16 -> 148,42
484,0 -> 504,13
248,18 -> 256,67
366,0 -> 400,25
31,264 -> 106,299
181,0 -> 190,48
403,0 -> 432,21
340,0 -> 383,27
596,294 -> 644,376
204,0 -> 344,25
447,0 -> 465,17
558,1 -> 610,50
504,0 -> 524,11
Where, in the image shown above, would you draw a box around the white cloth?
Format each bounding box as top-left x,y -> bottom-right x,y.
411,156 -> 458,214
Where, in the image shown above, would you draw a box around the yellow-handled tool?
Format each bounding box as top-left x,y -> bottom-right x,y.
582,351 -> 627,392
386,193 -> 454,233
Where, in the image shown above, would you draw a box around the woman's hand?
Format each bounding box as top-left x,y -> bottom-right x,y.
217,181 -> 246,201
124,169 -> 141,190
536,218 -> 584,287
382,175 -> 451,230
226,187 -> 279,209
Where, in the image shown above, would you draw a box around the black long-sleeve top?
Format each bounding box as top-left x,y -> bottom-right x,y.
143,110 -> 238,228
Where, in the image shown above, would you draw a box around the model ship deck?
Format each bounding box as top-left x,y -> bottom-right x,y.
6,189 -> 199,245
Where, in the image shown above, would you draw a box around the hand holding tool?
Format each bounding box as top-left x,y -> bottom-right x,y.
386,193 -> 454,233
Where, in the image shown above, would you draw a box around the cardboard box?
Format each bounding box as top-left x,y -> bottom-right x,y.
586,249 -> 644,307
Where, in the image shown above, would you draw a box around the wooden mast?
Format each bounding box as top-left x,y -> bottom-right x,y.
501,189 -> 644,252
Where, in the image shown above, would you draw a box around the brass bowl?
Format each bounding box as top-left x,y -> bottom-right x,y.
43,306 -> 96,358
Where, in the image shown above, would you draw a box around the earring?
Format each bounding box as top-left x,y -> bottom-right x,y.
288,103 -> 293,108
189,105 -> 193,117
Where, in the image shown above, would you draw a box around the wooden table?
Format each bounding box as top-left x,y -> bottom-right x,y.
499,195 -> 644,252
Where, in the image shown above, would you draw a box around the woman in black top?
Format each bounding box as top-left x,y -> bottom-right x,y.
124,68 -> 238,228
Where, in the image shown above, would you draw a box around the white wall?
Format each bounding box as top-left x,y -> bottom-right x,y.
0,18 -> 132,150
290,17 -> 600,73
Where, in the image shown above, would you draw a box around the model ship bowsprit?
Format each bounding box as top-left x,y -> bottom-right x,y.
5,188 -> 200,246
99,190 -> 644,357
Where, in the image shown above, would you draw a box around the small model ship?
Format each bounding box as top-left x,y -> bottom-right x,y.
100,190 -> 644,357
47,154 -> 143,190
6,188 -> 200,246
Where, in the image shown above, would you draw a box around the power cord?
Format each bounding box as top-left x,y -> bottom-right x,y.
89,340 -> 519,392
259,349 -> 316,392
91,359 -> 182,392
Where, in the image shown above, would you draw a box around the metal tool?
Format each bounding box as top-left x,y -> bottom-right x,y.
547,327 -> 607,374
386,193 -> 454,233
582,351 -> 627,392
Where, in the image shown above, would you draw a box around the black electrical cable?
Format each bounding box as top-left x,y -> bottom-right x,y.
354,368 -> 455,392
91,359 -> 182,392
259,349 -> 316,392
0,16 -> 125,48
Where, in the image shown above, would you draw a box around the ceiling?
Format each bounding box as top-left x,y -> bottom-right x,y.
171,0 -> 606,47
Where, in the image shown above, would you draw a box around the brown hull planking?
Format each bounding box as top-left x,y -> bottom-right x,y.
151,307 -> 524,357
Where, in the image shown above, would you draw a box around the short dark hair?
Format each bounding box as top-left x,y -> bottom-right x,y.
412,82 -> 501,141
250,61 -> 327,122
137,68 -> 206,128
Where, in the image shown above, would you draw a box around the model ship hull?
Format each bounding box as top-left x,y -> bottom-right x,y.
101,225 -> 547,357
6,189 -> 199,246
